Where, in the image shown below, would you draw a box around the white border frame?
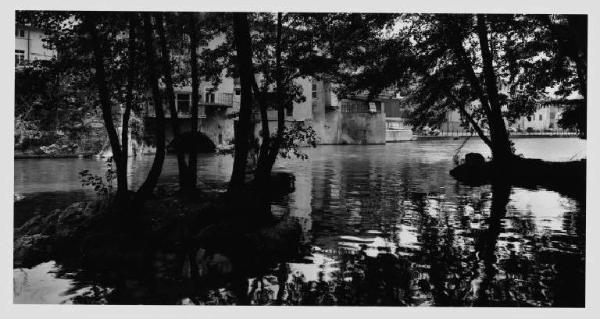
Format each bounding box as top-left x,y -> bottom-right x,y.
2,1 -> 598,318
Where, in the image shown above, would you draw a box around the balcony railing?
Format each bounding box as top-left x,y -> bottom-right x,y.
340,99 -> 382,113
203,92 -> 234,106
143,92 -> 234,118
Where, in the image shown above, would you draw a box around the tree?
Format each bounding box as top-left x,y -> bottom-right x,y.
244,13 -> 324,186
187,12 -> 201,190
83,12 -> 130,198
136,13 -> 167,198
533,15 -> 587,137
323,13 -> 586,162
228,13 -> 255,193
155,12 -> 191,190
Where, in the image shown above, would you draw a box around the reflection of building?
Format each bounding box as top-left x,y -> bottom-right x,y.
15,24 -> 55,66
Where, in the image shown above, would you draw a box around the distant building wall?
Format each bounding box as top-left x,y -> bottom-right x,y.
144,109 -> 234,147
308,80 -> 387,144
15,26 -> 55,64
339,112 -> 386,144
514,105 -> 563,131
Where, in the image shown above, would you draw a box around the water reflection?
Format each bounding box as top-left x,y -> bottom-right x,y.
13,139 -> 585,306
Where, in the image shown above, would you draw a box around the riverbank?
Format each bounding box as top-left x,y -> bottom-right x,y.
14,179 -> 304,303
416,133 -> 580,140
14,152 -> 99,159
450,154 -> 586,201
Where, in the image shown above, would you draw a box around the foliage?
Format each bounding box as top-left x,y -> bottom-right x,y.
316,13 -> 586,149
15,59 -> 95,138
278,122 -> 318,160
558,103 -> 586,138
78,157 -> 117,199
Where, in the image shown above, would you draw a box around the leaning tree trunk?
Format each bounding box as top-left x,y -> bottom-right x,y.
187,13 -> 200,190
445,15 -> 513,162
85,13 -> 128,198
252,78 -> 271,187
254,12 -> 284,185
475,14 -> 513,162
156,13 -> 191,190
263,12 -> 285,176
228,13 -> 255,193
119,13 -> 138,195
137,13 -> 166,198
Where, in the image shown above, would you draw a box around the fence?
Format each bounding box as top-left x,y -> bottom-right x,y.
414,129 -> 580,138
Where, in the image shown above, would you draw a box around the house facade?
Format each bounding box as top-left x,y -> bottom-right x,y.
15,24 -> 55,66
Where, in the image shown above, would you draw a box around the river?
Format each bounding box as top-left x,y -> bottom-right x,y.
13,137 -> 586,306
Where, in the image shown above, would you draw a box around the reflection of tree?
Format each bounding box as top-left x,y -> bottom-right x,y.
410,190 -> 482,306
474,182 -> 510,306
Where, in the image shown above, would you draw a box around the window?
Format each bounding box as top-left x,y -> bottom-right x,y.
539,114 -> 543,121
234,78 -> 241,95
176,93 -> 190,113
311,83 -> 317,99
15,50 -> 25,65
550,111 -> 556,120
204,89 -> 215,104
286,105 -> 293,117
15,29 -> 25,38
369,102 -> 377,113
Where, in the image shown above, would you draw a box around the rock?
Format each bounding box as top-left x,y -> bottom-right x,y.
15,208 -> 61,237
14,234 -> 52,267
56,202 -> 89,237
82,200 -> 102,218
209,253 -> 233,275
465,153 -> 486,166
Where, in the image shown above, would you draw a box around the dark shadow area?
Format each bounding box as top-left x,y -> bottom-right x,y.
168,131 -> 216,154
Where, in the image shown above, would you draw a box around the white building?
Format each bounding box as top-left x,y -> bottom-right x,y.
15,24 -> 55,65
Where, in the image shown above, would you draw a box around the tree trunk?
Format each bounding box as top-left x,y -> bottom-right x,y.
228,13 -> 255,193
137,13 -> 166,198
254,12 -> 284,184
252,78 -> 271,186
85,13 -> 127,198
264,12 -> 285,175
475,14 -> 513,162
188,13 -> 200,189
120,14 -> 138,196
156,13 -> 190,190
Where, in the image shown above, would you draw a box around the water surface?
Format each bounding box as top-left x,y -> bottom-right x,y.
13,138 -> 586,306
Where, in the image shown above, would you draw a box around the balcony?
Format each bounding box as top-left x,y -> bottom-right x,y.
340,99 -> 382,113
202,92 -> 234,107
143,92 -> 234,118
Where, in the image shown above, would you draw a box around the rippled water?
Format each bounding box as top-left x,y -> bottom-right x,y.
13,138 -> 586,306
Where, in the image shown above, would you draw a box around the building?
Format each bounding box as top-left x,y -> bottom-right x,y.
310,80 -> 390,145
141,74 -> 238,148
512,100 -> 578,132
15,24 -> 55,66
383,98 -> 415,142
